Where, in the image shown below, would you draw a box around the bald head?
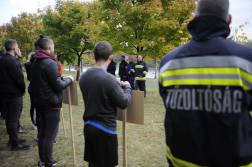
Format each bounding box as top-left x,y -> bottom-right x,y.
195,0 -> 229,21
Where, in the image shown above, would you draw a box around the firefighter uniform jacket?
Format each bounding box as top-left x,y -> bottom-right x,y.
134,61 -> 148,81
159,16 -> 252,167
107,61 -> 116,76
119,60 -> 128,77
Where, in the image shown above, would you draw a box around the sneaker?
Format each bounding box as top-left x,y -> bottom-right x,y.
18,126 -> 29,133
32,124 -> 37,130
11,143 -> 30,151
53,140 -> 57,144
8,138 -> 26,146
37,160 -> 57,167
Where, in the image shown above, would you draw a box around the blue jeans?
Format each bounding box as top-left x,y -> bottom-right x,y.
5,96 -> 22,146
38,109 -> 60,167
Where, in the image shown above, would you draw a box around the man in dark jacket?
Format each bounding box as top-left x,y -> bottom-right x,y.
107,58 -> 116,76
0,47 -> 6,119
118,55 -> 128,81
0,47 -> 6,58
24,40 -> 39,136
79,41 -> 132,167
126,56 -> 136,90
135,55 -> 148,97
31,35 -> 73,167
0,39 -> 30,151
159,0 -> 252,166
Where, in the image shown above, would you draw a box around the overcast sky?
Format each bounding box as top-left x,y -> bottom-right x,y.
0,0 -> 252,40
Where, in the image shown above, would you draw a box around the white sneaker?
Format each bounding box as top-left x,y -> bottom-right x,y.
18,126 -> 29,133
32,124 -> 37,130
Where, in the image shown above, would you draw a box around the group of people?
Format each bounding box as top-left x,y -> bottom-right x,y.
0,36 -> 74,167
107,55 -> 148,97
1,0 -> 252,166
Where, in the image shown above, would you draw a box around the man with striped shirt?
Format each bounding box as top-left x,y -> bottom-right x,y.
159,0 -> 252,166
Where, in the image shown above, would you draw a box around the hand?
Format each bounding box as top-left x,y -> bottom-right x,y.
128,71 -> 130,74
121,81 -> 130,86
68,76 -> 74,81
64,76 -> 74,81
123,76 -> 126,78
22,91 -> 26,96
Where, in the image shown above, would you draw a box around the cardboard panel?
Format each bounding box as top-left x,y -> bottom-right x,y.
63,81 -> 78,106
117,90 -> 144,125
75,66 -> 80,71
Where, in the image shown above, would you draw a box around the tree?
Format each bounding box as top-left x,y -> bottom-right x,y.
39,0 -> 93,81
230,22 -> 249,44
0,13 -> 42,62
86,0 -> 196,60
242,39 -> 252,48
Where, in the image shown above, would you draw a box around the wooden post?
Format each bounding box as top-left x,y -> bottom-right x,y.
122,109 -> 127,167
67,87 -> 76,166
61,108 -> 67,139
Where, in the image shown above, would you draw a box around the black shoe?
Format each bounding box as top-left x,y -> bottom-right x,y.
38,160 -> 57,166
8,139 -> 26,146
11,143 -> 30,151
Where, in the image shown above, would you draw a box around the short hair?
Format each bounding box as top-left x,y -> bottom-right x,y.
195,0 -> 229,21
129,56 -> 135,63
5,39 -> 17,52
121,55 -> 125,58
93,41 -> 112,62
34,40 -> 39,50
37,34 -> 53,50
1,47 -> 6,53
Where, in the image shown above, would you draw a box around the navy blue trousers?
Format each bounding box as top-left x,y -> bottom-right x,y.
128,76 -> 135,90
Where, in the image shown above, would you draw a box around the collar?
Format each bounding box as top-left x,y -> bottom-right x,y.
100,68 -> 107,72
34,49 -> 56,61
187,15 -> 230,41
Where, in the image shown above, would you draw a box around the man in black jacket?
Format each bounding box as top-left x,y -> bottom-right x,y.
0,39 -> 30,151
79,41 -> 132,167
118,55 -> 128,81
0,47 -> 6,119
31,35 -> 73,167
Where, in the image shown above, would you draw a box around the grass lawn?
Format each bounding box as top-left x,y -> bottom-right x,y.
0,73 -> 166,167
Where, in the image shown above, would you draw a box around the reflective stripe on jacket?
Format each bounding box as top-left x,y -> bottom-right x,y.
134,61 -> 148,81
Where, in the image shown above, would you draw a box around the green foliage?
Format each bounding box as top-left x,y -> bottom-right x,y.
0,13 -> 42,62
86,0 -> 196,59
230,22 -> 250,44
39,0 -> 93,80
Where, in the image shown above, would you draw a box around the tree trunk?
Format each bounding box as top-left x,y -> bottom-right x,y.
76,55 -> 81,81
154,58 -> 158,78
80,58 -> 83,73
69,65 -> 71,71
